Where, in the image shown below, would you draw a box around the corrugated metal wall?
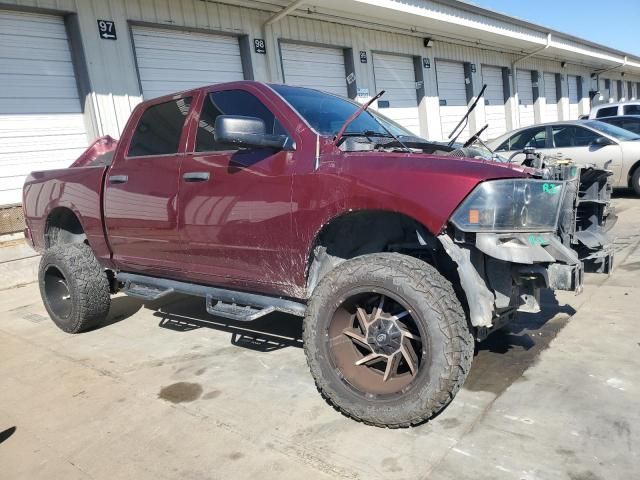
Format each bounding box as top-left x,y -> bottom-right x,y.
3,0 -> 640,143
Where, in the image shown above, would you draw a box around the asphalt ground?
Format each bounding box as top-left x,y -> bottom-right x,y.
1,192 -> 638,480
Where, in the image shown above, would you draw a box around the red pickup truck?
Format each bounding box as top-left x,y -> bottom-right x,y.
23,81 -> 611,427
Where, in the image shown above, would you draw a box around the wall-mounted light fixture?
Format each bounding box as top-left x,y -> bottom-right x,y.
560,61 -> 567,68
423,37 -> 434,48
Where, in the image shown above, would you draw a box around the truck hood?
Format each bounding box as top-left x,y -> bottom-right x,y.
333,151 -> 536,235
341,150 -> 533,181
444,154 -> 537,177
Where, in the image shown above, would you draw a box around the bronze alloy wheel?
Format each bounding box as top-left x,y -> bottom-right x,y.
304,253 -> 474,426
327,289 -> 427,398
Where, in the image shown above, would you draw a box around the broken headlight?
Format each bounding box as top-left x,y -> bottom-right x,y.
451,179 -> 564,232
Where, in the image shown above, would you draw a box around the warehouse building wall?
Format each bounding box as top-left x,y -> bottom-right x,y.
2,0 -> 640,215
4,0 -> 639,134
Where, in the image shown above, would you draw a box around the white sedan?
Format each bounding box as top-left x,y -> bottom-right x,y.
487,120 -> 640,195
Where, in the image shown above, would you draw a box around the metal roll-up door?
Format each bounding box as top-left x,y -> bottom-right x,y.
131,26 -> 245,99
599,78 -> 611,103
517,69 -> 535,128
280,43 -> 348,97
0,10 -> 88,207
372,53 -> 420,135
481,65 -> 507,140
568,75 -> 580,119
543,72 -> 559,122
436,60 -> 469,141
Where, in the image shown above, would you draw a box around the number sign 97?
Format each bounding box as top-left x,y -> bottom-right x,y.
97,20 -> 117,40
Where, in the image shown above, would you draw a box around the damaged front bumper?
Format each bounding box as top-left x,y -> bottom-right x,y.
438,163 -> 614,340
439,231 -> 591,340
474,232 -> 585,292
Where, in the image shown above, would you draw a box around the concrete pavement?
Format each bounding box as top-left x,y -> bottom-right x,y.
0,194 -> 638,480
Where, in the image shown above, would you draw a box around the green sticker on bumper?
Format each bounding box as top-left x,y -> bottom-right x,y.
528,234 -> 548,246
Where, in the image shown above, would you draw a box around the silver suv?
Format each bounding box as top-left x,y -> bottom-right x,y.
589,101 -> 640,119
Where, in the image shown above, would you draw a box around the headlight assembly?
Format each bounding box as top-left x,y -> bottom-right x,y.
450,179 -> 564,232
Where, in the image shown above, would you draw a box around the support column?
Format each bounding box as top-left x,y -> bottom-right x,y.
532,70 -> 544,124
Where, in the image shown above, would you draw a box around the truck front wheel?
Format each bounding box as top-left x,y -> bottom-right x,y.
39,243 -> 111,333
303,253 -> 473,428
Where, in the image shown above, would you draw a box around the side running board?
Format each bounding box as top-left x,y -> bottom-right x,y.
117,272 -> 306,322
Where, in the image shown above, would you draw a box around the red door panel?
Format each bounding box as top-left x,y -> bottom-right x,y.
103,94 -> 195,274
179,149 -> 296,294
104,156 -> 183,273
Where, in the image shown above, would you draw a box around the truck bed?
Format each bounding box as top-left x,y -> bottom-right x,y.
23,165 -> 113,266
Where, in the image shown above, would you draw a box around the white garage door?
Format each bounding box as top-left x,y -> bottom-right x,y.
132,26 -> 244,99
0,10 -> 88,206
436,60 -> 469,141
517,69 -> 535,128
372,53 -> 420,135
543,73 -> 559,122
481,65 -> 507,140
568,75 -> 580,119
280,43 -> 348,97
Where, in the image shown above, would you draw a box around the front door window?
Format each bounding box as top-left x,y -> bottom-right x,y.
195,90 -> 285,152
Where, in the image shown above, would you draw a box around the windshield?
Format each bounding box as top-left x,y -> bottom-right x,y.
585,120 -> 640,141
270,84 -> 416,138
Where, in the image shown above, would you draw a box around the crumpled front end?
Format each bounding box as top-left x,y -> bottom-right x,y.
439,165 -> 613,341
552,164 -> 614,274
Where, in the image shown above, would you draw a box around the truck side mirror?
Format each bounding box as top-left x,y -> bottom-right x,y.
214,115 -> 295,151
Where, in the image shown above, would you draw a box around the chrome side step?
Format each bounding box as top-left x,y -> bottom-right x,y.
122,282 -> 175,301
206,296 -> 276,322
116,272 -> 306,320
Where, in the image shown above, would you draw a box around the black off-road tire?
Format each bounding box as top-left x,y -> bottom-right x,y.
303,253 -> 474,428
38,243 -> 111,333
631,168 -> 640,196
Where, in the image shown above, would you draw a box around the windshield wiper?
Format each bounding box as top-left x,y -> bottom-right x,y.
447,84 -> 487,147
333,91 -> 386,145
333,90 -> 384,145
333,91 -> 411,153
340,131 -> 394,138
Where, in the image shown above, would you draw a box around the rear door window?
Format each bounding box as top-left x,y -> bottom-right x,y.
128,98 -> 192,157
195,90 -> 285,152
595,106 -> 618,118
552,126 -> 600,147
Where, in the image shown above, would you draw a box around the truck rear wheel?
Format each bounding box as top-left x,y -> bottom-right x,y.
303,253 -> 473,428
39,243 -> 111,333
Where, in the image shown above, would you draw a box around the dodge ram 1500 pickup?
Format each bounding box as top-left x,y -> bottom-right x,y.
23,81 -> 612,427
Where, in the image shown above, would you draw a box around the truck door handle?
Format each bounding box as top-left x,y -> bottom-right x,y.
182,172 -> 210,182
108,175 -> 128,184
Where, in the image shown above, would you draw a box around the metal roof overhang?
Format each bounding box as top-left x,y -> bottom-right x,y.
271,0 -> 640,75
